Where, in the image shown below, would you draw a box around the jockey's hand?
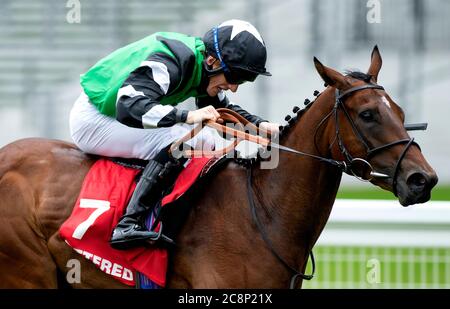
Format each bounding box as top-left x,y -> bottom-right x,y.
259,121 -> 281,134
186,105 -> 220,124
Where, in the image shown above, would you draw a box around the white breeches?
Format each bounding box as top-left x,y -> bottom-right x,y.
69,92 -> 227,160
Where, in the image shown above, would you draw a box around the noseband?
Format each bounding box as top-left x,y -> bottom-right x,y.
334,84 -> 420,196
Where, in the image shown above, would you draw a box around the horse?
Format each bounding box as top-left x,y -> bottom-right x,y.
0,46 -> 437,288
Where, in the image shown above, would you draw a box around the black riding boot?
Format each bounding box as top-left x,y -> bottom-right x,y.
110,158 -> 177,250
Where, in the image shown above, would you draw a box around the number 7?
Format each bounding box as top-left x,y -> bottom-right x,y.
72,199 -> 111,240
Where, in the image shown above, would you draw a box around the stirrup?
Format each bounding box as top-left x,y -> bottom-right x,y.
147,222 -> 163,242
145,222 -> 175,246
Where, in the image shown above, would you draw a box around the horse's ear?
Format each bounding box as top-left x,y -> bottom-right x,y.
367,45 -> 382,82
313,57 -> 349,90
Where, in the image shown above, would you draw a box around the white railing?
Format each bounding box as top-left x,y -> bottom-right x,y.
319,199 -> 450,247
305,199 -> 450,289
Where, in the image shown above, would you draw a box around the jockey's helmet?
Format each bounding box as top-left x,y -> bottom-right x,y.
203,19 -> 271,84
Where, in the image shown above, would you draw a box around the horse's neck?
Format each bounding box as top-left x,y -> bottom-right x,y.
254,88 -> 342,261
169,90 -> 343,288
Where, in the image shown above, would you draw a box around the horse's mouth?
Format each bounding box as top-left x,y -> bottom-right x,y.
399,191 -> 432,207
397,172 -> 438,207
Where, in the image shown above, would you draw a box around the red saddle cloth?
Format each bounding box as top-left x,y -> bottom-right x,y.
59,157 -> 213,287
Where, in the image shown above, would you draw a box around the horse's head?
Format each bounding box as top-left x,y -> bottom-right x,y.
313,46 -> 438,206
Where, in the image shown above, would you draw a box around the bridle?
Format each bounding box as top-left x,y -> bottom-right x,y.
333,84 -> 421,196
246,83 -> 426,288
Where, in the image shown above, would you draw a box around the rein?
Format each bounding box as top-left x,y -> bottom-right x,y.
246,167 -> 315,289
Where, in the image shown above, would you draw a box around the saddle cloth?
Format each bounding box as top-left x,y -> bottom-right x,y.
59,156 -> 221,287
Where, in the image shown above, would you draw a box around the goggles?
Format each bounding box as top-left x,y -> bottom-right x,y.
223,68 -> 258,85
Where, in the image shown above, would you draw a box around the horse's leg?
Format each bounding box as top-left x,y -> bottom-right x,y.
0,171 -> 57,288
47,234 -> 128,289
0,139 -> 134,288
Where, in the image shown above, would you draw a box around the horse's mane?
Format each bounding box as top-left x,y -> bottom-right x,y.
279,89 -> 320,139
279,69 -> 371,138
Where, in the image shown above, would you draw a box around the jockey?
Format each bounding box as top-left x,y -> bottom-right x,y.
69,19 -> 279,250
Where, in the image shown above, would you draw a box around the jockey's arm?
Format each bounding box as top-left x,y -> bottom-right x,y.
115,53 -> 278,132
115,54 -> 188,128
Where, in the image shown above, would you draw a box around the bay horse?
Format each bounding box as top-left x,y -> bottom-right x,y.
0,46 -> 437,288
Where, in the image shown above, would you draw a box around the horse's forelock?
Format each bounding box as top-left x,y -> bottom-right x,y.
344,70 -> 372,83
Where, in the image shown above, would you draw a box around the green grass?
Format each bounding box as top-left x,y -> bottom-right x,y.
337,185 -> 450,201
304,186 -> 450,289
303,246 -> 450,289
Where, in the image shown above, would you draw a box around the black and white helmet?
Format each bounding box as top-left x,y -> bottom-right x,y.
203,19 -> 271,84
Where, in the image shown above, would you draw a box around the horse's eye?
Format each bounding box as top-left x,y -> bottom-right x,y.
359,110 -> 375,122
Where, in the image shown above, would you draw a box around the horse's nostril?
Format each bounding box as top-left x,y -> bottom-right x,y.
407,172 -> 427,191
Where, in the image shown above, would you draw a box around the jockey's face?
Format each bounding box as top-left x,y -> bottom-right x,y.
205,56 -> 239,97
